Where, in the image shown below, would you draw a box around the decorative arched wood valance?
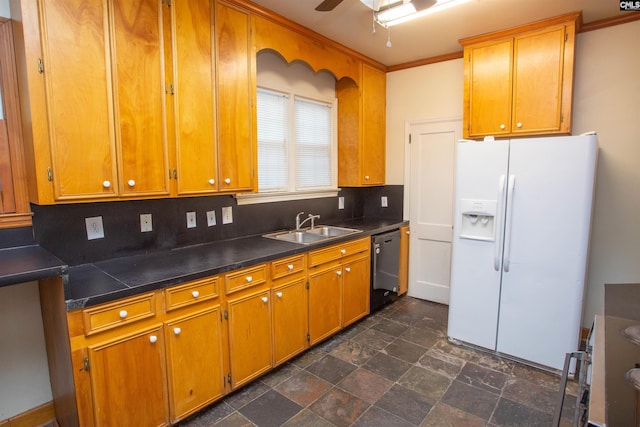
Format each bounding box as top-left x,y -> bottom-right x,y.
252,14 -> 361,86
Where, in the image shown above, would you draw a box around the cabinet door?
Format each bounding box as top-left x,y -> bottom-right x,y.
39,0 -> 118,200
89,326 -> 169,427
512,25 -> 568,135
111,0 -> 170,197
465,39 -> 513,138
272,278 -> 308,365
342,255 -> 370,327
215,2 -> 255,192
361,64 -> 385,186
173,0 -> 218,195
308,264 -> 342,345
227,289 -> 272,388
165,306 -> 225,422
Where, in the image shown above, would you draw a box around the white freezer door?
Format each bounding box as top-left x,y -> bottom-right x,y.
496,135 -> 597,370
447,140 -> 509,350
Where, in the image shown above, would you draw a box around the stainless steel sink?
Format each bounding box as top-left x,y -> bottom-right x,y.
263,225 -> 362,245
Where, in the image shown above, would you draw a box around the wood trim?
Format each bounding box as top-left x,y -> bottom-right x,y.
581,13 -> 640,33
387,51 -> 463,72
0,20 -> 32,226
2,401 -> 56,427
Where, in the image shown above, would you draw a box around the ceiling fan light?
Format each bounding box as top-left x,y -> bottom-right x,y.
376,2 -> 416,22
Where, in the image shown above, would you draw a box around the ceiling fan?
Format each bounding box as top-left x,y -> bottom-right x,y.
315,0 -> 436,13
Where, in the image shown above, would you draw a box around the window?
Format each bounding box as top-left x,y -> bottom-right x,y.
236,51 -> 338,205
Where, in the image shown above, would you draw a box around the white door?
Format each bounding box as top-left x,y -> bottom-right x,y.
405,119 -> 461,304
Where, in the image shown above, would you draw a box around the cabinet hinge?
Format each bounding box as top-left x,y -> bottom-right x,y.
409,134 -> 412,144
560,113 -> 564,123
306,280 -> 310,289
565,33 -> 568,42
224,310 -> 228,320
173,169 -> 177,179
83,357 -> 90,371
227,373 -> 232,384
47,167 -> 53,182
306,333 -> 310,342
163,0 -> 171,7
37,58 -> 44,74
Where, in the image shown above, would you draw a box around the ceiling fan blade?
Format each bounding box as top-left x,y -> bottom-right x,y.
315,0 -> 344,12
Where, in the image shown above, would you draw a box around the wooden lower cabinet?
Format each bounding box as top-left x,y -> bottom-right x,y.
272,277 -> 308,365
88,325 -> 170,427
398,225 -> 410,296
342,255 -> 370,327
54,238 -> 376,426
308,261 -> 343,346
226,287 -> 273,389
165,306 -> 225,423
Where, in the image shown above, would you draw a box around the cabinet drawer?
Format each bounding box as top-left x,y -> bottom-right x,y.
165,276 -> 219,312
308,237 -> 371,267
271,255 -> 305,280
82,292 -> 157,336
225,264 -> 267,294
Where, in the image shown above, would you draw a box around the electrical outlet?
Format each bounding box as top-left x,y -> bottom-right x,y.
85,216 -> 105,240
207,210 -> 216,227
186,211 -> 197,229
338,196 -> 345,210
381,196 -> 388,207
140,214 -> 152,233
222,206 -> 233,224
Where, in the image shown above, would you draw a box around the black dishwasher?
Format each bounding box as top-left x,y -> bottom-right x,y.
370,229 -> 400,312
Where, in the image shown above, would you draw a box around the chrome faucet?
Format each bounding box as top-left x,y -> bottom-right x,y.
295,212 -> 320,230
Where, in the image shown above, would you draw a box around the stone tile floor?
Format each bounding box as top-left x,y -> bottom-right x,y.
179,296 -> 578,427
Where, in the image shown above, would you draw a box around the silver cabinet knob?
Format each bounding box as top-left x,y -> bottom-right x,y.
500,124 -> 506,130
119,310 -> 128,319
127,179 -> 135,187
246,276 -> 252,283
191,290 -> 200,298
336,270 -> 342,276
364,175 -> 370,180
345,267 -> 351,273
261,296 -> 268,303
149,335 -> 158,343
208,179 -> 215,185
276,292 -> 283,298
102,180 -> 111,188
224,178 -> 231,184
173,327 -> 181,335
516,122 -> 522,128
287,264 -> 294,270
340,249 -> 346,254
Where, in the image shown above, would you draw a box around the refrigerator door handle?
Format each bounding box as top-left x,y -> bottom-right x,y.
503,174 -> 516,272
494,175 -> 507,271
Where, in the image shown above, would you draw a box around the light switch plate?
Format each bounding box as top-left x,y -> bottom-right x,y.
381,196 -> 388,207
222,206 -> 233,224
85,216 -> 105,240
338,196 -> 345,210
207,210 -> 216,227
186,211 -> 197,229
140,214 -> 152,233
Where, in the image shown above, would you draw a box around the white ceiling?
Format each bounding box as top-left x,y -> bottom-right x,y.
249,0 -> 630,66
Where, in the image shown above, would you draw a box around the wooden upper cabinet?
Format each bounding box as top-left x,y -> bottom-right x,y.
215,2 -> 255,193
111,0 -> 170,197
337,63 -> 386,187
462,12 -> 579,138
172,0 -> 219,196
13,0 -> 118,203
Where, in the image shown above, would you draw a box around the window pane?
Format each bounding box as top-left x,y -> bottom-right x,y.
257,89 -> 289,192
295,98 -> 332,189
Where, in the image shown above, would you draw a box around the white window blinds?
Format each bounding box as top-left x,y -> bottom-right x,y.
257,88 -> 334,193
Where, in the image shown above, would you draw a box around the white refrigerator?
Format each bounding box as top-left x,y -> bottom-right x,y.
447,134 -> 598,371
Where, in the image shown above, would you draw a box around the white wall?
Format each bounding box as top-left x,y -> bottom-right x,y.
0,282 -> 52,420
386,20 -> 640,327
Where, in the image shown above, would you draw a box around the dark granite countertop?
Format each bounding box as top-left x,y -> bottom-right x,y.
0,245 -> 68,287
64,218 -> 408,311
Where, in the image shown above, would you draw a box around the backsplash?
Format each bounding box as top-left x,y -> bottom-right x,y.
30,186 -> 403,265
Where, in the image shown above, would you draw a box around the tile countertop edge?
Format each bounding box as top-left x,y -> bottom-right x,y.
65,218 -> 409,311
0,245 -> 68,288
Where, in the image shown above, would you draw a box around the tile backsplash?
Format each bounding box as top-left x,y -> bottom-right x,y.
30,186 -> 403,265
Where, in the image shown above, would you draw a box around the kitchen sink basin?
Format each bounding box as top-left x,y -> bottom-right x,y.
263,225 -> 362,245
